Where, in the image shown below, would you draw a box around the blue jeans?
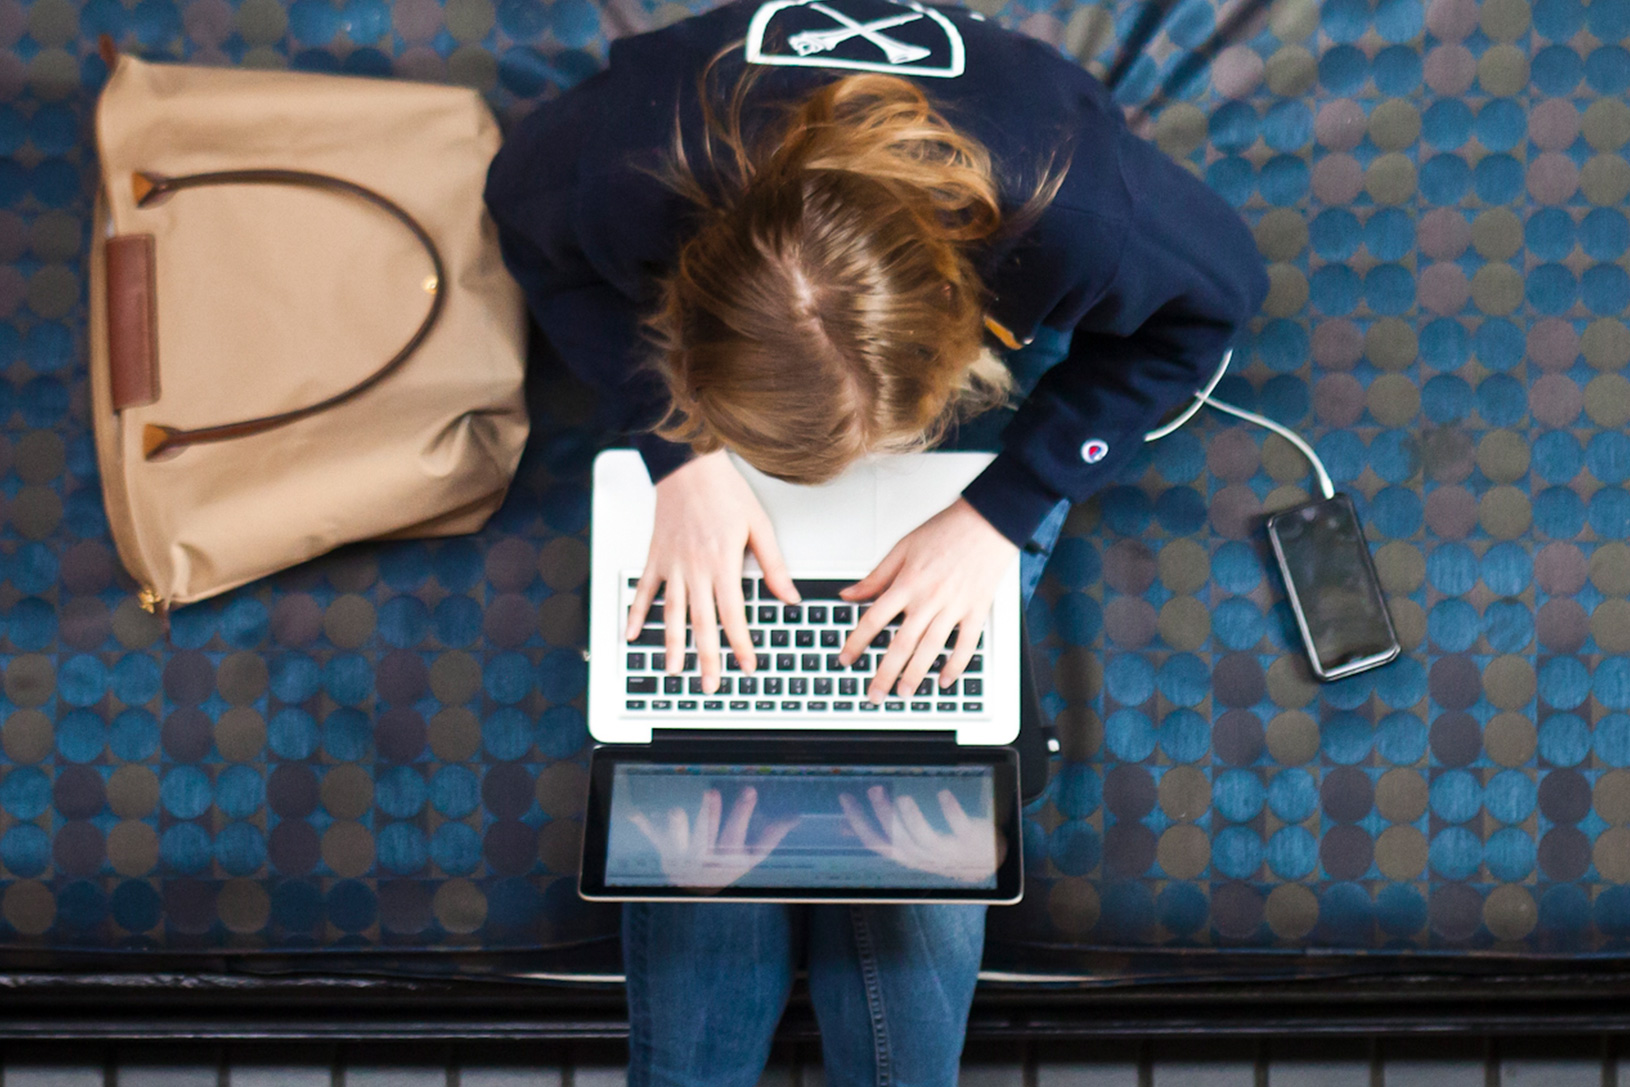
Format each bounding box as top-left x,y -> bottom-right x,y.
623,333 -> 1074,1086
625,901 -> 987,1087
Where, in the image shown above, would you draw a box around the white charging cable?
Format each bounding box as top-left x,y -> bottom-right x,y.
1142,349 -> 1336,501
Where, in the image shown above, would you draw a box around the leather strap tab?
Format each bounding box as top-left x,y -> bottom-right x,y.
106,234 -> 160,411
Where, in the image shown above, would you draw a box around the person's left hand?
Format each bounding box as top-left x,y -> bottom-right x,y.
839,786 -> 1003,883
837,498 -> 1018,703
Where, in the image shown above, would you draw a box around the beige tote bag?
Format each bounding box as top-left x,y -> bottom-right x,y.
89,50 -> 529,614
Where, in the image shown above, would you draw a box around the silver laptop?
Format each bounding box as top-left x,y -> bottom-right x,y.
580,449 -> 1024,903
587,448 -> 1021,747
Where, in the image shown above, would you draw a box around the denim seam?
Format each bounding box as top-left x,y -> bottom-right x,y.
627,904 -> 651,1087
849,905 -> 891,1086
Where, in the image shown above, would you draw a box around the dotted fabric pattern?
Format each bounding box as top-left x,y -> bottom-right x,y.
0,0 -> 1628,959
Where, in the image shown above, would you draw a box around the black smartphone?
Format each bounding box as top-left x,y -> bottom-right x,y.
1265,493 -> 1400,681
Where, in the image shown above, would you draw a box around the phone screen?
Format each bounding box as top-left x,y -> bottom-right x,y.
1266,494 -> 1399,680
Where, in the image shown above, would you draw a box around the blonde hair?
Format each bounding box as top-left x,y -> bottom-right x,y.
646,70 -> 1059,484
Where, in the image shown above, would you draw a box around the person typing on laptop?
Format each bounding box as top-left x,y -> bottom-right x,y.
486,1 -> 1265,1081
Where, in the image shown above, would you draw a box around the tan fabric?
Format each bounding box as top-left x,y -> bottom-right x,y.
89,55 -> 528,609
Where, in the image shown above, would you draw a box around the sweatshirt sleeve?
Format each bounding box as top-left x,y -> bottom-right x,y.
962,127 -> 1270,547
484,80 -> 695,484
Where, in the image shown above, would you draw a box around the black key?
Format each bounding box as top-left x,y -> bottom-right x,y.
757,654 -> 771,671
626,700 -> 646,710
870,630 -> 891,649
653,652 -> 666,671
678,700 -> 698,710
627,676 -> 657,694
963,679 -> 982,696
756,700 -> 776,711
689,677 -> 705,695
937,702 -> 957,712
627,652 -> 647,670
914,679 -> 933,697
808,701 -> 828,711
839,678 -> 858,696
703,700 -> 723,711
726,653 -> 742,672
627,576 -> 639,588
757,606 -> 779,623
645,604 -> 664,624
783,605 -> 803,623
807,605 -> 828,623
833,605 -> 854,624
739,677 -> 758,695
684,653 -> 697,671
834,700 -> 855,711
801,653 -> 821,672
885,701 -> 904,712
826,654 -> 845,671
911,702 -> 930,712
663,676 -> 683,695
742,579 -> 754,601
781,701 -> 802,711
795,629 -> 814,648
851,654 -> 872,672
652,699 -> 672,710
941,679 -> 958,696
932,655 -> 947,672
859,702 -> 880,712
792,579 -> 850,600
730,700 -> 749,711
764,677 -> 784,695
770,630 -> 790,648
716,677 -> 733,695
821,629 -> 841,648
750,629 -> 765,647
788,678 -> 808,695
776,653 -> 796,671
633,628 -> 665,646
967,655 -> 983,673
814,678 -> 832,695
964,702 -> 982,712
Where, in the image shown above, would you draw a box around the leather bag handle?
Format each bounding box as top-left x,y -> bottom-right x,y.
128,168 -> 446,460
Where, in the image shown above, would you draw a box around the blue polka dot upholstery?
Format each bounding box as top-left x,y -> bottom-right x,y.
2,0 -> 1630,965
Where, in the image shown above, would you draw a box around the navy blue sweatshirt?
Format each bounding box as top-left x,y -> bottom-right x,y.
485,0 -> 1269,546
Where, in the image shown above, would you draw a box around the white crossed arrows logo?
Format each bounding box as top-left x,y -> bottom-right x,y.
745,0 -> 965,78
788,4 -> 931,64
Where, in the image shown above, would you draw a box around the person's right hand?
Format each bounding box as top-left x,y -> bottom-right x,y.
624,450 -> 800,693
628,787 -> 799,889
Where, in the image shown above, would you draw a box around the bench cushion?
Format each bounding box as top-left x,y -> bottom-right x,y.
1,0 -> 1628,968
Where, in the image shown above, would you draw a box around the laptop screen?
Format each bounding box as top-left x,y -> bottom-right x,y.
581,742 -> 1022,902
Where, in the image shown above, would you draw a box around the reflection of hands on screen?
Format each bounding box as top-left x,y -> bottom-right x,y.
839,785 -> 1003,884
627,786 -> 799,889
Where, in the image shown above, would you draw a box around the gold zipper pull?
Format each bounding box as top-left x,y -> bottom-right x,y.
136,586 -> 172,633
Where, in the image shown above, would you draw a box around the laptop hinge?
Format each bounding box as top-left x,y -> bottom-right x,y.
648,729 -> 959,746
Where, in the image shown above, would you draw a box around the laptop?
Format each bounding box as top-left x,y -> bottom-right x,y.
580,449 -> 1024,903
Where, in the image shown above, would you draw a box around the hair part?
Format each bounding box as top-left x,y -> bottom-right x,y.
647,68 -> 1059,484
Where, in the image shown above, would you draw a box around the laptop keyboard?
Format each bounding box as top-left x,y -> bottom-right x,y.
621,576 -> 985,716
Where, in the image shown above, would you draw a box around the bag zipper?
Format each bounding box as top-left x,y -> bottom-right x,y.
137,584 -> 171,630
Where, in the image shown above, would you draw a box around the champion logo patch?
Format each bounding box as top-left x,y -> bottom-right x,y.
1080,438 -> 1109,464
745,0 -> 965,78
